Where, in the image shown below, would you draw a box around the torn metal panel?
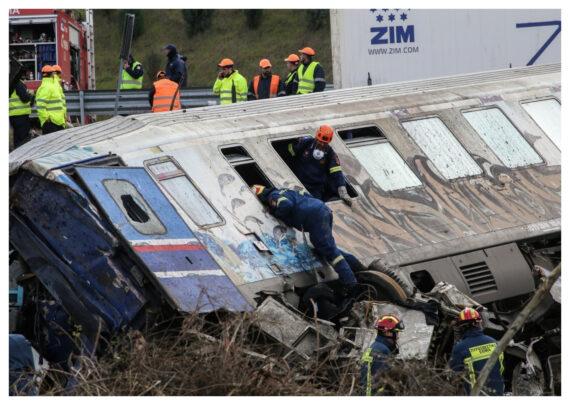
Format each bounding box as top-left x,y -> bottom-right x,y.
75,166 -> 252,313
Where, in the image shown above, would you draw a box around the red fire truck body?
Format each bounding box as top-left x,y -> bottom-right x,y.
9,9 -> 94,91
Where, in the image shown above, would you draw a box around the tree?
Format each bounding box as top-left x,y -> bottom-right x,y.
244,10 -> 263,30
144,52 -> 162,86
305,9 -> 329,30
181,10 -> 215,38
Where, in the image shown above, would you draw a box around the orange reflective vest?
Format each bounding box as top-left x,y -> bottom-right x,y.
252,75 -> 280,99
152,78 -> 181,112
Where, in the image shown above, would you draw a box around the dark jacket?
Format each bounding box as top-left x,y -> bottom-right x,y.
284,69 -> 299,95
288,136 -> 346,200
164,45 -> 187,87
449,328 -> 505,396
11,80 -> 34,104
124,57 -> 144,80
360,335 -> 396,394
262,188 -> 327,232
247,74 -> 286,100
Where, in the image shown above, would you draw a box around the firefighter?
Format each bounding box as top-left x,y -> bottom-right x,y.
51,65 -> 70,127
251,185 -> 357,287
296,47 -> 326,94
162,44 -> 187,87
247,58 -> 285,100
360,314 -> 404,396
449,307 -> 505,396
35,65 -> 66,134
149,71 -> 181,113
283,54 -> 300,95
287,124 -> 352,205
120,54 -> 144,90
213,58 -> 248,105
9,71 -> 34,149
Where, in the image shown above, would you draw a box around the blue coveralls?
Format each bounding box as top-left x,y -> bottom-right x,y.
449,327 -> 505,396
9,334 -> 38,395
360,335 -> 396,395
263,188 -> 357,285
288,136 -> 346,201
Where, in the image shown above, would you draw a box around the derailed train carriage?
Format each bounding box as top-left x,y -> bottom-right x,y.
9,64 -> 561,393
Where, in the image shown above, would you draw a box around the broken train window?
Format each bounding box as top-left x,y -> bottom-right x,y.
463,108 -> 543,168
402,117 -> 482,180
103,179 -> 167,235
145,156 -> 224,228
220,145 -> 274,188
270,136 -> 358,200
338,126 -> 422,191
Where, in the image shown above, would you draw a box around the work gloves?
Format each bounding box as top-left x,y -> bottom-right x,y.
338,186 -> 352,207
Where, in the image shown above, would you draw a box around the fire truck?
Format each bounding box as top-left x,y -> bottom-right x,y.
9,9 -> 95,91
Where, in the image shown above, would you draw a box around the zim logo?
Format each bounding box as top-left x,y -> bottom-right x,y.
369,9 -> 415,45
371,25 -> 415,44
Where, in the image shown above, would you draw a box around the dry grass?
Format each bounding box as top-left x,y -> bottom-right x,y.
14,311 -> 462,396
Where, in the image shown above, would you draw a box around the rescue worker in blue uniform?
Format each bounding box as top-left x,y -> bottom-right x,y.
251,185 -> 357,287
360,314 -> 404,396
287,124 -> 352,205
449,307 -> 505,396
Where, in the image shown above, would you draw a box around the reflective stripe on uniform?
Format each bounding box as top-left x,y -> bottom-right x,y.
276,197 -> 288,206
329,166 -> 342,174
463,342 -> 505,387
361,348 -> 373,396
331,255 -> 345,266
288,143 -> 296,156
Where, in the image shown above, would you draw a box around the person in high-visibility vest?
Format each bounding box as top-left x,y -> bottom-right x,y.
360,314 -> 404,396
35,65 -> 66,135
283,54 -> 300,96
9,72 -> 34,149
120,54 -> 144,90
212,58 -> 248,105
449,308 -> 505,396
148,71 -> 181,113
51,65 -> 70,127
247,58 -> 285,100
296,47 -> 326,94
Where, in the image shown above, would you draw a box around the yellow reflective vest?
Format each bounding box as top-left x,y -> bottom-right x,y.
297,61 -> 320,94
9,88 -> 32,117
121,61 -> 143,90
213,70 -> 248,105
35,77 -> 66,127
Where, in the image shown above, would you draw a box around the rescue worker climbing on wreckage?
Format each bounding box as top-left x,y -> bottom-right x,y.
360,314 -> 404,396
287,124 -> 352,204
251,184 -> 361,295
449,307 -> 505,396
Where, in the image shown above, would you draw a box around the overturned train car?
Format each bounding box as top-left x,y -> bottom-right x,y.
9,64 -> 561,392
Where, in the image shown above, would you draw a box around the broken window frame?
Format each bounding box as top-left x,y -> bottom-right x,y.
219,144 -> 275,199
400,115 -> 483,181
102,178 -> 167,235
144,156 -> 225,229
336,124 -> 423,192
267,133 -> 359,201
520,97 -> 561,151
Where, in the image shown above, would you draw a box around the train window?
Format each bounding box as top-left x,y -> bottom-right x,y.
338,126 -> 422,191
463,108 -> 543,168
521,99 -> 561,149
146,157 -> 224,228
402,118 -> 482,180
103,179 -> 166,235
221,145 -> 274,188
271,137 -> 358,198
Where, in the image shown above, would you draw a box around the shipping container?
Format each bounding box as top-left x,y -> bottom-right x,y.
330,9 -> 561,88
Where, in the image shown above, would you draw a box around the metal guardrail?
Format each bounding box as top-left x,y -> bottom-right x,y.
29,85 -> 334,123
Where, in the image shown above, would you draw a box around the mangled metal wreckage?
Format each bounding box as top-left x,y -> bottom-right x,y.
9,64 -> 561,394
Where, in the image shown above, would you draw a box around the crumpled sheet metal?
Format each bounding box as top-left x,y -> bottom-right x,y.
426,282 -> 483,310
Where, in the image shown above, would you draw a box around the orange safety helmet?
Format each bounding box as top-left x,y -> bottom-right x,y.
315,124 -> 334,144
259,58 -> 272,68
218,58 -> 235,68
374,314 -> 405,333
155,70 -> 166,80
458,307 -> 482,323
298,47 -> 316,56
52,65 -> 62,73
284,54 -> 300,63
41,65 -> 54,73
